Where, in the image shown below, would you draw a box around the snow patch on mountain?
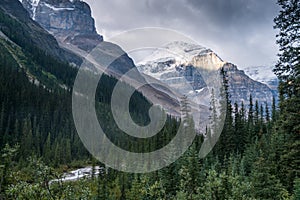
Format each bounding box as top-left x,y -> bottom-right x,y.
137,41 -> 224,108
243,66 -> 278,90
18,0 -> 40,20
44,3 -> 75,11
139,41 -> 214,65
138,41 -> 277,111
138,41 -> 225,77
31,0 -> 40,20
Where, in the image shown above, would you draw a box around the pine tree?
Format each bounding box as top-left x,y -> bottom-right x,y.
293,178 -> 300,200
273,0 -> 300,192
126,175 -> 143,200
265,103 -> 270,123
21,117 -> 33,158
247,95 -> 256,143
274,0 -> 300,138
44,133 -> 52,163
0,104 -> 4,146
271,96 -> 277,122
180,95 -> 192,129
0,144 -> 19,199
214,68 -> 234,160
248,95 -> 254,125
209,88 -> 218,133
234,102 -> 244,152
159,163 -> 179,197
253,100 -> 260,136
178,143 -> 200,197
109,178 -> 122,200
250,157 -> 289,199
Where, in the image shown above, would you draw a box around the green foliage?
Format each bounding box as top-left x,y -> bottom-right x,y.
0,0 -> 299,199
250,157 -> 290,200
293,178 -> 300,200
273,0 -> 300,193
0,144 -> 19,199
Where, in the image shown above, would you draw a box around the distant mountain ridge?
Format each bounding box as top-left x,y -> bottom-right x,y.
19,0 -> 185,115
243,65 -> 278,92
138,42 -> 277,106
18,0 -> 278,112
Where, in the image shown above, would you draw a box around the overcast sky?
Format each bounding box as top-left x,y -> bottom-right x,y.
84,0 -> 280,68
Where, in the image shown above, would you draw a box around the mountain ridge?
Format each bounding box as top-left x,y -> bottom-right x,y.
18,0 -> 278,114
138,41 -> 277,106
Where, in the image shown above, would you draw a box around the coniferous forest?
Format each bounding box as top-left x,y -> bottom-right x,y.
0,0 -> 299,199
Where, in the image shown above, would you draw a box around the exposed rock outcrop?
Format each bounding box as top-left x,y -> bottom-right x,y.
21,0 -> 103,51
0,0 -> 81,64
223,63 -> 275,105
138,41 -> 276,106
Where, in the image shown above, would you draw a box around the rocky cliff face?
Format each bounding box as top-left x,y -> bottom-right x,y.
138,42 -> 276,107
18,0 -> 277,114
19,0 -> 183,114
243,65 -> 279,93
20,0 -> 103,51
138,42 -> 224,93
0,0 -> 81,64
20,0 -> 138,74
223,63 -> 275,105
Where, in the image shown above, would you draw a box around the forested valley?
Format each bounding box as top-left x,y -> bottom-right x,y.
0,0 -> 299,199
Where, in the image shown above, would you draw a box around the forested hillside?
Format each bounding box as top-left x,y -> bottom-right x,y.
0,0 -> 299,199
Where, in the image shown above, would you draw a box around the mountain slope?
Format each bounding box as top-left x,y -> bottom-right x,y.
19,0 -> 184,115
0,1 -> 167,165
0,0 -> 81,65
19,0 -> 277,114
21,0 -> 103,52
138,42 -> 276,106
243,65 -> 278,91
0,3 -> 78,88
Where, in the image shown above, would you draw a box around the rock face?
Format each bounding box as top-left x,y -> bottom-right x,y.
223,63 -> 275,105
0,0 -> 81,64
138,41 -> 276,106
18,0 -> 277,113
243,65 -> 279,93
20,0 -> 138,73
138,42 -> 224,94
20,0 -> 103,51
19,0 -> 184,114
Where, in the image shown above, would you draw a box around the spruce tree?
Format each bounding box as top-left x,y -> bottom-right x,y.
215,68 -> 234,160
273,0 -> 300,191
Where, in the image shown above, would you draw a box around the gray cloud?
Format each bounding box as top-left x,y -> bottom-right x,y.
85,0 -> 280,67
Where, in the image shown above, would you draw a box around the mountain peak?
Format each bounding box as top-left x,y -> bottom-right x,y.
164,41 -> 207,53
138,41 -> 276,108
20,0 -> 103,51
139,41 -> 225,71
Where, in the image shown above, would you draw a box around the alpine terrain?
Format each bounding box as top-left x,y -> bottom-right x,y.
0,0 -> 298,199
138,41 -> 277,107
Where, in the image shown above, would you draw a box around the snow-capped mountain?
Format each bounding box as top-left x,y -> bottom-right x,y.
19,0 -> 187,116
243,66 -> 278,91
19,0 -> 278,115
138,41 -> 277,106
138,41 -> 226,107
139,41 -> 225,70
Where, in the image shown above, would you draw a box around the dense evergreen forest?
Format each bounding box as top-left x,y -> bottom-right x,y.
0,0 -> 299,199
